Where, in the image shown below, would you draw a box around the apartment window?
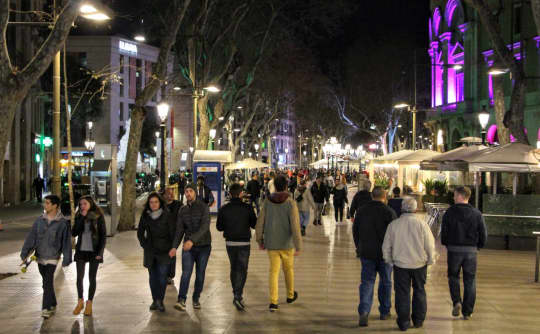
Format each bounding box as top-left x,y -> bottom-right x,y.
119,77 -> 124,97
119,55 -> 124,74
136,59 -> 142,95
119,102 -> 124,121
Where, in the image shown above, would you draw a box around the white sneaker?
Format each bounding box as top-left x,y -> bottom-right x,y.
41,309 -> 52,319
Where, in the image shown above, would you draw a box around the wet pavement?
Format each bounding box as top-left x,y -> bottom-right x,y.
0,195 -> 539,333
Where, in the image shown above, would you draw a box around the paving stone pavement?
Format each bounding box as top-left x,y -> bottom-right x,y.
1,200 -> 540,333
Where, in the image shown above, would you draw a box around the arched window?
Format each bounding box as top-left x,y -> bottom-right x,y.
433,7 -> 442,37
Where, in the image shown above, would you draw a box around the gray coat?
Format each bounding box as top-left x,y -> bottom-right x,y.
21,211 -> 72,267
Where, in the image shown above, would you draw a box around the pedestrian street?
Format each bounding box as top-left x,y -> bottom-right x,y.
0,206 -> 539,333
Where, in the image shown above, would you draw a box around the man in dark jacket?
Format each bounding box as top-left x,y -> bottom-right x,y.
349,179 -> 372,221
246,173 -> 262,214
33,175 -> 45,202
164,187 -> 182,284
172,183 -> 211,311
178,172 -> 187,204
21,195 -> 72,319
196,175 -> 215,207
441,186 -> 487,320
311,174 -> 329,225
216,183 -> 257,310
353,186 -> 397,327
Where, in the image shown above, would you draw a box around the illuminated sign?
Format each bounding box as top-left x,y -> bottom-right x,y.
119,40 -> 138,55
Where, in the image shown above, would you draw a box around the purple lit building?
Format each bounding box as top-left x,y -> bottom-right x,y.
427,0 -> 540,149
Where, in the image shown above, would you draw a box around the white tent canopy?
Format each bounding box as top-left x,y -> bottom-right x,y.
372,150 -> 414,163
420,145 -> 487,171
395,149 -> 441,164
225,158 -> 269,170
467,143 -> 540,172
193,150 -> 233,163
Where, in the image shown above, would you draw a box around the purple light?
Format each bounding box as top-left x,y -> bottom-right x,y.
486,125 -> 528,144
433,8 -> 441,37
435,52 -> 443,106
442,103 -> 457,111
458,23 -> 469,33
445,0 -> 458,27
456,72 -> 464,102
488,74 -> 494,104
429,18 -> 432,41
487,124 -> 497,144
440,32 -> 452,41
534,36 -> 540,49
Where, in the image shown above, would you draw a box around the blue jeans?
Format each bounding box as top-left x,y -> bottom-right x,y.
447,251 -> 477,316
358,258 -> 392,315
148,260 -> 169,301
299,211 -> 310,228
178,245 -> 211,302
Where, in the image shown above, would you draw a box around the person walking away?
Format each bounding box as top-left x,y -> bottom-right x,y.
72,195 -> 106,316
310,174 -> 329,225
441,186 -> 487,320
353,186 -> 397,327
196,175 -> 215,207
216,183 -> 257,310
294,179 -> 317,236
288,173 -> 298,194
387,187 -> 403,217
349,179 -> 372,221
33,175 -> 45,202
137,192 -> 179,312
20,195 -> 72,319
382,197 -> 436,331
256,175 -> 302,312
267,171 -> 276,195
178,173 -> 187,205
331,177 -> 348,223
164,187 -> 182,285
246,173 -> 262,214
173,183 -> 212,311
325,172 -> 334,189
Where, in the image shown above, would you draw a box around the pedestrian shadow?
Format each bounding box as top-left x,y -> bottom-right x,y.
71,317 -> 95,334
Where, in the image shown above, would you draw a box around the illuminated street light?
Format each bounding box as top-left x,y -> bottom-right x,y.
157,102 -> 169,123
394,103 -> 410,109
134,35 -> 145,42
79,2 -> 112,21
204,85 -> 220,93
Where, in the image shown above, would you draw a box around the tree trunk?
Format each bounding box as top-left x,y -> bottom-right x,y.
531,0 -> 540,35
63,47 -> 75,223
117,0 -> 191,231
118,107 -> 145,231
492,74 -> 510,145
507,70 -> 529,144
197,95 -> 210,150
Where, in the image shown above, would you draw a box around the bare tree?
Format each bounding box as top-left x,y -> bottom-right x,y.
118,0 -> 191,231
0,0 -> 87,205
464,0 -> 528,144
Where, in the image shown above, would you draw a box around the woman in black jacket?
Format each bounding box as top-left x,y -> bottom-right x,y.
72,195 -> 106,316
331,177 -> 349,223
137,192 -> 179,312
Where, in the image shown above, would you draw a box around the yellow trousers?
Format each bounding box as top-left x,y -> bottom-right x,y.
267,249 -> 295,304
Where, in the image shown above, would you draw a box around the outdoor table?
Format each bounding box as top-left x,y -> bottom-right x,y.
534,231 -> 540,283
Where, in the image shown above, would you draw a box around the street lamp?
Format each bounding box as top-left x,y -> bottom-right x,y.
157,102 -> 169,189
478,105 -> 490,145
395,102 -> 418,150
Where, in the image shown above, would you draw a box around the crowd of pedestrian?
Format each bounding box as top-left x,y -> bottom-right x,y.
20,165 -> 487,332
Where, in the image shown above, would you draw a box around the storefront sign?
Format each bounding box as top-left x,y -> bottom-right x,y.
119,40 -> 137,55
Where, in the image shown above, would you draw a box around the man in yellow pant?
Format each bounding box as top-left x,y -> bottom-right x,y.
256,174 -> 302,312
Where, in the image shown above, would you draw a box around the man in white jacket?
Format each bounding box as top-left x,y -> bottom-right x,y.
382,197 -> 435,331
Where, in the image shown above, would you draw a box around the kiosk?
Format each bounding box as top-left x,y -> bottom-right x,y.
192,150 -> 232,214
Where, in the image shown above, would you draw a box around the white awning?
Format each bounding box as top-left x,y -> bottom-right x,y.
193,150 -> 232,163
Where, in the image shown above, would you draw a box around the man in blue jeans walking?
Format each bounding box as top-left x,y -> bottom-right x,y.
353,186 -> 397,327
441,186 -> 487,320
172,183 -> 212,311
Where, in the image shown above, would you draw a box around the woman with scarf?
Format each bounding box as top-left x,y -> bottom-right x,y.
72,195 -> 106,316
331,176 -> 349,223
137,192 -> 180,312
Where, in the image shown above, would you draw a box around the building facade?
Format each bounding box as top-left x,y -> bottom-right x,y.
2,0 -> 48,206
427,0 -> 540,149
66,35 -> 193,173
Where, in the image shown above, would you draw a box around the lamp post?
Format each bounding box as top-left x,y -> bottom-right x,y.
478,105 -> 490,145
254,143 -> 259,160
32,2 -> 111,196
209,128 -> 216,150
394,103 -> 418,150
157,102 -> 169,190
192,85 -> 220,150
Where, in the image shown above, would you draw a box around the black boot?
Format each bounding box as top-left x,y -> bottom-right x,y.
301,226 -> 306,236
156,300 -> 165,312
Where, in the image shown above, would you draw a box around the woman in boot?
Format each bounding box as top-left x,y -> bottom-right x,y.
137,192 -> 179,312
72,195 -> 106,316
